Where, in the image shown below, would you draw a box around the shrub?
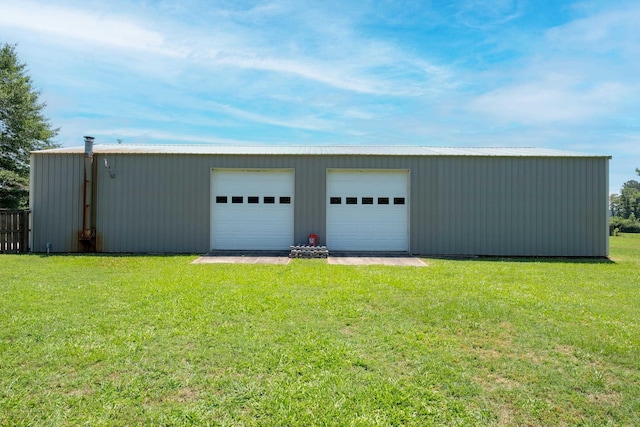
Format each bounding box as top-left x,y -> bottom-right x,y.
610,217 -> 640,234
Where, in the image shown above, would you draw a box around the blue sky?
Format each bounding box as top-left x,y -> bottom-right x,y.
1,0 -> 638,194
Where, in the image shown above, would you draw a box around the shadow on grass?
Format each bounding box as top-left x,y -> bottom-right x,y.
33,252 -> 200,259
422,255 -> 615,264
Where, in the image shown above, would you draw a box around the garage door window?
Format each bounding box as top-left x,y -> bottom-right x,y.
378,197 -> 389,205
346,197 -> 358,205
215,195 -> 296,205
394,197 -> 405,205
362,197 -> 373,205
330,197 -> 341,204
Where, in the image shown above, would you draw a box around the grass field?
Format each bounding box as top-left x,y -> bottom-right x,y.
1,236 -> 639,426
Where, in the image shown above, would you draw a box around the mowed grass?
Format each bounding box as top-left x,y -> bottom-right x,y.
1,237 -> 639,426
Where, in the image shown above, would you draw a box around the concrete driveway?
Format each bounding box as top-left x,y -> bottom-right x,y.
327,256 -> 426,266
192,254 -> 426,266
192,255 -> 291,265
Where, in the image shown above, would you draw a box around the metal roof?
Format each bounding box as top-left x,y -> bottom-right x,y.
34,144 -> 609,158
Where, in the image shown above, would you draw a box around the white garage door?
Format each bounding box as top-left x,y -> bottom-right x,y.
211,169 -> 294,250
326,169 -> 409,251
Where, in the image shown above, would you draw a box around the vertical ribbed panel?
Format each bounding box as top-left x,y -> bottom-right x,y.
95,153 -> 212,253
414,156 -> 609,256
30,153 -> 84,252
293,156 -> 325,245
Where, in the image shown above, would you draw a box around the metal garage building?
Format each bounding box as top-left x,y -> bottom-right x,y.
30,142 -> 610,256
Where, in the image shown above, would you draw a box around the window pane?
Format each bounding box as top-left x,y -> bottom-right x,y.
279,196 -> 291,204
330,197 -> 341,205
248,196 -> 259,204
362,197 -> 373,205
346,197 -> 357,205
378,197 -> 389,205
232,196 -> 243,204
264,196 -> 275,204
216,196 -> 227,204
394,197 -> 405,205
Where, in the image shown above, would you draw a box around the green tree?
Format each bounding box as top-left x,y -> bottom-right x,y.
619,180 -> 640,220
1,43 -> 59,208
610,193 -> 622,217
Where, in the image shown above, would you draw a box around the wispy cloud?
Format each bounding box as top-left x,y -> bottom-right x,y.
0,0 -> 452,97
455,0 -> 525,28
0,1 -> 187,57
213,54 -> 386,95
545,4 -> 640,55
466,2 -> 640,125
206,102 -> 336,132
211,53 -> 448,96
469,77 -> 627,124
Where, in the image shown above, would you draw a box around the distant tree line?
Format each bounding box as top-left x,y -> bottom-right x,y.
609,168 -> 640,234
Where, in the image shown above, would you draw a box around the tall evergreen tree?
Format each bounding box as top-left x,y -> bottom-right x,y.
1,43 -> 59,208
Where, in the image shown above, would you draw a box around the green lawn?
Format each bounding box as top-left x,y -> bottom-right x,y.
1,237 -> 639,426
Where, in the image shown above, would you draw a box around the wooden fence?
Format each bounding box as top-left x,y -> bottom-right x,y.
0,210 -> 30,253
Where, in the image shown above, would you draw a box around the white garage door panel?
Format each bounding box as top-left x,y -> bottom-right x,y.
327,170 -> 409,251
211,170 -> 294,250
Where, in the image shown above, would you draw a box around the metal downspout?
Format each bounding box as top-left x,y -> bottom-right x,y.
79,136 -> 96,252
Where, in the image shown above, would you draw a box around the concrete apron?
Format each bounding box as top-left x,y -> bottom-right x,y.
192,256 -> 291,265
327,256 -> 427,266
192,254 -> 427,266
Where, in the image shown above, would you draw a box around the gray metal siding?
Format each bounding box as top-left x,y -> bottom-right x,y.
30,153 -> 84,253
95,154 -> 211,252
30,152 -> 609,256
424,157 -> 609,256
